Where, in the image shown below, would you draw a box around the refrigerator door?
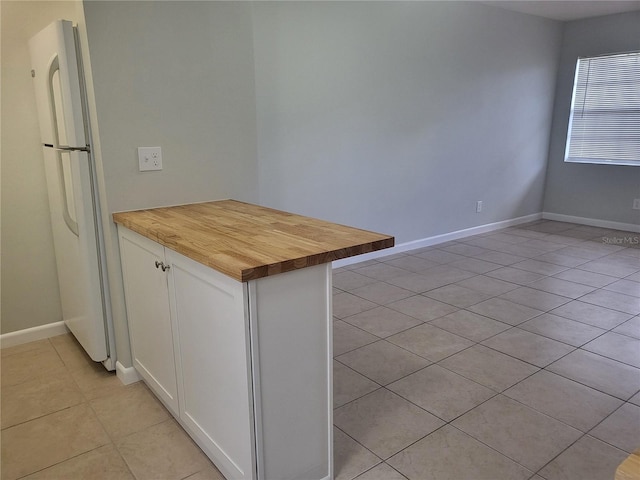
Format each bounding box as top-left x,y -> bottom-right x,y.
29,20 -> 86,149
29,20 -> 109,363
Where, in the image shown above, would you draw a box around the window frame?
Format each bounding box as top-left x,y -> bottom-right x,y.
564,50 -> 640,167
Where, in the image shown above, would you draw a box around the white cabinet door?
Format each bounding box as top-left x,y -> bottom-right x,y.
118,229 -> 179,414
167,250 -> 256,480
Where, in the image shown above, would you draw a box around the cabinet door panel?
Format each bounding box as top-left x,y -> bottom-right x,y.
167,250 -> 255,480
118,230 -> 178,413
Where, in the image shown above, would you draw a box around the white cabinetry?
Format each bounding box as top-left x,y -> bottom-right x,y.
118,230 -> 178,414
118,227 -> 332,480
168,249 -> 255,479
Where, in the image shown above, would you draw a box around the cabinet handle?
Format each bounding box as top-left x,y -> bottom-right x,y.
154,260 -> 170,272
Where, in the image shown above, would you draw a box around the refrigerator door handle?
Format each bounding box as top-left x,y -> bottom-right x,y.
47,56 -> 79,237
44,144 -> 91,153
55,150 -> 79,237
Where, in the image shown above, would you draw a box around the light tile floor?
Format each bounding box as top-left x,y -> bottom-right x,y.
2,221 -> 639,480
333,221 -> 639,480
1,334 -> 225,480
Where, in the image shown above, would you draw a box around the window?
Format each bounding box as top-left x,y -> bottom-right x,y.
564,51 -> 640,166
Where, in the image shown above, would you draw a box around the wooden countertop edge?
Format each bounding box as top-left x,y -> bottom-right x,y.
113,205 -> 394,283
616,449 -> 640,480
240,237 -> 395,282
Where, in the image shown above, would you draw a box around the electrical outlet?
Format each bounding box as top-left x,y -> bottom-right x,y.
476,201 -> 483,213
633,199 -> 640,210
138,147 -> 162,171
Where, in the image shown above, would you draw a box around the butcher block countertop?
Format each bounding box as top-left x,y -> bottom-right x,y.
113,200 -> 394,282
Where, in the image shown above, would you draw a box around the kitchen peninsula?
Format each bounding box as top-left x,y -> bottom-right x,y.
113,200 -> 393,480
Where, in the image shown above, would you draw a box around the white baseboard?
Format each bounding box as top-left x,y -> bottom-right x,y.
333,212 -> 543,268
0,321 -> 70,349
542,212 -> 640,233
116,361 -> 141,385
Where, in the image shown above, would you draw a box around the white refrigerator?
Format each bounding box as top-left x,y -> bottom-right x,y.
29,20 -> 115,370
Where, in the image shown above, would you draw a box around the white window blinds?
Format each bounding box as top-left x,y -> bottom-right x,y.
565,51 -> 640,166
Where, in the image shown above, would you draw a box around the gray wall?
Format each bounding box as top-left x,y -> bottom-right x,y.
543,11 -> 640,227
252,2 -> 563,243
1,1 -> 80,334
83,1 -> 258,214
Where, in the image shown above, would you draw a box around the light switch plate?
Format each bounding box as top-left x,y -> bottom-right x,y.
138,147 -> 162,171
